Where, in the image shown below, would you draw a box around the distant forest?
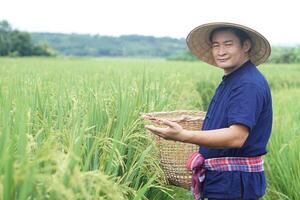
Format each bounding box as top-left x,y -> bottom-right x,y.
31,33 -> 187,58
0,20 -> 54,56
22,32 -> 300,63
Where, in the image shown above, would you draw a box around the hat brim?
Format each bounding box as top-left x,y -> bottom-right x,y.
186,22 -> 271,66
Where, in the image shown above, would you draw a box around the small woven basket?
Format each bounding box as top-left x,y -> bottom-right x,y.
143,110 -> 205,189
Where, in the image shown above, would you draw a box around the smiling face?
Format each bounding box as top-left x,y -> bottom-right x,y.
211,30 -> 251,75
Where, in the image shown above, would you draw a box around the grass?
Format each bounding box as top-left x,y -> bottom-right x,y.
0,57 -> 299,199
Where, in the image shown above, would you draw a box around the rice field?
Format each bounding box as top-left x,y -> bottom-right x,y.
0,57 -> 299,199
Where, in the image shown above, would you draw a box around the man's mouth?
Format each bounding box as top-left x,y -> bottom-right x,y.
218,58 -> 229,62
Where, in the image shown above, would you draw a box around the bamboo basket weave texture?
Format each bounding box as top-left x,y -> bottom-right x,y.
144,110 -> 206,189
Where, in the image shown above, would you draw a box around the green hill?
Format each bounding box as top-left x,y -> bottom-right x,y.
31,33 -> 187,57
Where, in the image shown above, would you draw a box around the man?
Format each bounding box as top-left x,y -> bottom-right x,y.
143,22 -> 272,200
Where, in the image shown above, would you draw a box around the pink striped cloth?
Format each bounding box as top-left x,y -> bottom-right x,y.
186,152 -> 264,200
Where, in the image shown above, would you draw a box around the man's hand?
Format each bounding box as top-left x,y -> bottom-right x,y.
141,114 -> 249,147
141,114 -> 192,142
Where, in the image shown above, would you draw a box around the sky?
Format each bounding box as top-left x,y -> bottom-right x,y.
1,0 -> 300,45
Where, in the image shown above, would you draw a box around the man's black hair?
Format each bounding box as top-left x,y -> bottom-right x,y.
209,27 -> 251,45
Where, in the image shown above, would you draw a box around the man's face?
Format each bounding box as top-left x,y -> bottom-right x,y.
211,31 -> 250,74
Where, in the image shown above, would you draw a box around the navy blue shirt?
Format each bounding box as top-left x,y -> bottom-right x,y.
200,60 -> 272,199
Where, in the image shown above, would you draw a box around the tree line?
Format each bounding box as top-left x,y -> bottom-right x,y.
31,32 -> 186,58
0,20 -> 55,56
31,32 -> 300,63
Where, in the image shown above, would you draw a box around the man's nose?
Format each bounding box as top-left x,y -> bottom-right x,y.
217,46 -> 226,56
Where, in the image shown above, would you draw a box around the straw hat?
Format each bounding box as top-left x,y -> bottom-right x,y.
186,22 -> 271,66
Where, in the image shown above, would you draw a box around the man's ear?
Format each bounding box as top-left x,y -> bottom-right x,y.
243,39 -> 252,53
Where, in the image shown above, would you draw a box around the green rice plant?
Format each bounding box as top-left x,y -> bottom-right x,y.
0,57 -> 177,199
263,88 -> 300,200
0,57 -> 299,199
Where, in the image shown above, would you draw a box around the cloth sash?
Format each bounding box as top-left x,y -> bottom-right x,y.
186,152 -> 264,200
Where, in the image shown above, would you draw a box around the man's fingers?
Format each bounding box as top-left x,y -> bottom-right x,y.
141,114 -> 155,119
161,119 -> 177,127
141,114 -> 152,119
145,125 -> 168,138
145,125 -> 162,133
142,115 -> 164,124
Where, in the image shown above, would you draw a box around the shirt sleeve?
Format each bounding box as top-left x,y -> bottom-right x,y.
227,83 -> 264,131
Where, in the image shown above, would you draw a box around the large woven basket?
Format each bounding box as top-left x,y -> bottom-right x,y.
143,110 -> 205,189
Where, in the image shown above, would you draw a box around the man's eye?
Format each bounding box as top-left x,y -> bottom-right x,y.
225,43 -> 232,46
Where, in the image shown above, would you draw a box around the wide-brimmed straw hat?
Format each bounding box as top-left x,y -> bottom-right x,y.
186,22 -> 271,66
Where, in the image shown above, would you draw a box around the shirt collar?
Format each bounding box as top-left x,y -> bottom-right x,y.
222,60 -> 253,82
